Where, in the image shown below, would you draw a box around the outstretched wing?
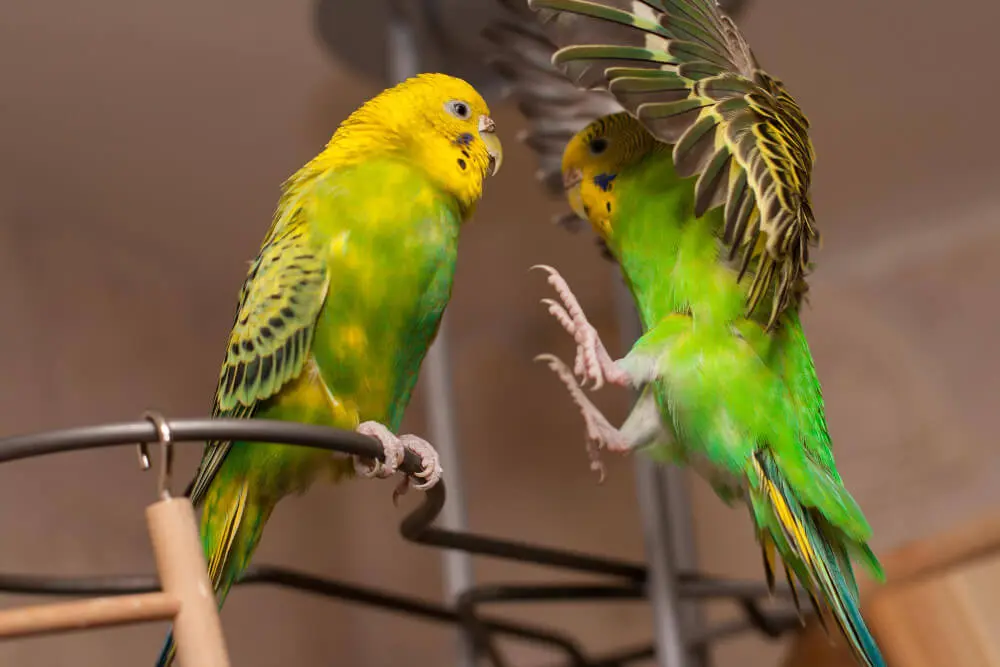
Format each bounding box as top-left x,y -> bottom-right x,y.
485,0 -> 622,242
187,215 -> 330,505
526,0 -> 817,328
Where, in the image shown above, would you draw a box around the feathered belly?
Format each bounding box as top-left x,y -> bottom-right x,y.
684,447 -> 747,506
653,386 -> 749,505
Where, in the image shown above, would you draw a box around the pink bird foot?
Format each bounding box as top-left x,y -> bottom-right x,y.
535,353 -> 631,481
354,421 -> 404,479
355,421 -> 443,504
532,264 -> 630,391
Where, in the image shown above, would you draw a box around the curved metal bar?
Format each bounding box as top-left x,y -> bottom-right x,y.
241,565 -> 608,655
0,565 -> 596,657
455,583 -> 646,667
399,503 -> 647,582
584,644 -> 656,667
0,418 -> 398,467
0,573 -> 161,597
0,415 -> 804,658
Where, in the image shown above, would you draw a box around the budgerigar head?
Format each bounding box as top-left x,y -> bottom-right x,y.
561,112 -> 658,243
329,73 -> 502,217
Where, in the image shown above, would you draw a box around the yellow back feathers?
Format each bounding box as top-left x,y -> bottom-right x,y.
293,73 -> 502,217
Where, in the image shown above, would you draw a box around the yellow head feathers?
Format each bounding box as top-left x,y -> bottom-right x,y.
561,112 -> 659,239
318,73 -> 502,216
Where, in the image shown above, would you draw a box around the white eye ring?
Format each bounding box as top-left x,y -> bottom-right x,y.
446,100 -> 471,120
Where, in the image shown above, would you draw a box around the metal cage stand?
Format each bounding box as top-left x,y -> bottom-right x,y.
0,416 -> 802,666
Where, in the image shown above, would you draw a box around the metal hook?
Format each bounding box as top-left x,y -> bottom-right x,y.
138,411 -> 174,501
136,442 -> 151,471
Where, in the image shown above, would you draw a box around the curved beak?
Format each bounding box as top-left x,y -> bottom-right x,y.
478,115 -> 503,177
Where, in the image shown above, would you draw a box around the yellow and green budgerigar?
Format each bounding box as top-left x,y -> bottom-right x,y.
486,1 -> 885,666
155,73 -> 502,666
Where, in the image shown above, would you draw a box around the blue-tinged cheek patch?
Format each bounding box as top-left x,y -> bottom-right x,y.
593,173 -> 617,192
455,133 -> 474,147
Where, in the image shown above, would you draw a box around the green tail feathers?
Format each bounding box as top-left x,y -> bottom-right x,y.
749,450 -> 886,667
154,633 -> 177,667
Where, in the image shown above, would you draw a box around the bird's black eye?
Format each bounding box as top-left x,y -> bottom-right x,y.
589,137 -> 608,155
446,100 -> 471,120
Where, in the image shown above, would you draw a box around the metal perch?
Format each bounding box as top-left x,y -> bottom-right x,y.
0,415 -> 802,666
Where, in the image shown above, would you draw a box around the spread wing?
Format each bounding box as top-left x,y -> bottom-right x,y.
486,0 -> 623,198
485,0 -> 622,246
525,0 -> 817,328
187,215 -> 330,505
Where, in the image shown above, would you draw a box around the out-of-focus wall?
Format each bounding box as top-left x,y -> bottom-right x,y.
0,1 -> 997,666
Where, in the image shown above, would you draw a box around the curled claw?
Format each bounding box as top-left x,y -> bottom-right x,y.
356,421 -> 406,480
590,458 -> 607,484
353,456 -> 382,478
356,420 -> 441,506
530,263 -> 558,275
531,264 -> 587,322
392,434 -> 442,506
402,434 -> 442,488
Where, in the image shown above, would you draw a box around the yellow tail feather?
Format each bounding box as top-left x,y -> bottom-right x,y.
751,452 -> 885,667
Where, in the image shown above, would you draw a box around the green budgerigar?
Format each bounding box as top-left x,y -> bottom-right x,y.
155,73 -> 502,666
486,1 -> 886,666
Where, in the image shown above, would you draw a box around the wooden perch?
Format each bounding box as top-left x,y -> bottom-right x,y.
148,497 -> 230,667
0,592 -> 178,639
0,496 -> 230,666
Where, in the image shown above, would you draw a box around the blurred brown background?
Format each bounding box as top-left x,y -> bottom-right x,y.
0,0 -> 998,665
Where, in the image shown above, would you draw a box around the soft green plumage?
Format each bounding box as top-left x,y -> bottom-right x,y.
204,156 -> 462,583
155,73 -> 501,666
546,111 -> 885,667
484,2 -> 883,664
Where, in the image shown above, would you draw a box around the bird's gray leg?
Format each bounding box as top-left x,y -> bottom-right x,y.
619,384 -> 673,451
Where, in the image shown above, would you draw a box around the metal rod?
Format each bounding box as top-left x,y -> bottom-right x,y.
659,466 -> 709,667
611,275 -> 707,665
609,273 -> 691,667
386,3 -> 477,667
634,460 -> 691,667
455,582 -> 646,667
0,414 -> 802,667
421,320 -> 478,667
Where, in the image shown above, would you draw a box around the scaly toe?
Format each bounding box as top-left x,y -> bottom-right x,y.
357,420 -> 406,477
400,435 -> 443,491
